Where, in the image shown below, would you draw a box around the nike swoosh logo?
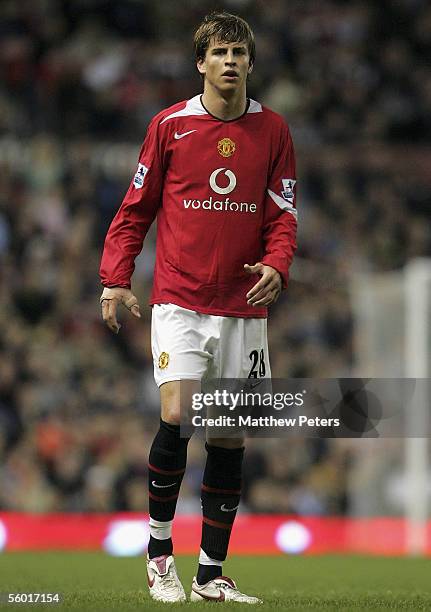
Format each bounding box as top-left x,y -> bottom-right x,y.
249,380 -> 263,389
193,588 -> 225,602
174,130 -> 197,140
220,504 -> 239,512
152,481 -> 176,488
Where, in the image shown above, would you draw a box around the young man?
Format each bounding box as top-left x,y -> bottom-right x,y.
99,11 -> 297,604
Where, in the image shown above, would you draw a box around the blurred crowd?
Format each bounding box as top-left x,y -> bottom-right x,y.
1,0 -> 430,515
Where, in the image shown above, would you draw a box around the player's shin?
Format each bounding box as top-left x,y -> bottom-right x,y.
197,443 -> 244,585
148,419 -> 190,558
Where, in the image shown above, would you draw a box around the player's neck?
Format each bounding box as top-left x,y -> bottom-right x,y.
201,87 -> 247,121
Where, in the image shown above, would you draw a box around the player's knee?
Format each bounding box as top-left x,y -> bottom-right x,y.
162,404 -> 182,425
207,437 -> 245,449
160,381 -> 182,424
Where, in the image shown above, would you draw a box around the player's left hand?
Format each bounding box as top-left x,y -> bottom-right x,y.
244,263 -> 282,307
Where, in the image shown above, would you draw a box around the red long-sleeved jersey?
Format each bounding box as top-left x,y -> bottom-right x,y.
100,95 -> 297,318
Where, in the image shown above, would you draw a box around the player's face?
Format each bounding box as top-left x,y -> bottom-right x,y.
197,39 -> 253,93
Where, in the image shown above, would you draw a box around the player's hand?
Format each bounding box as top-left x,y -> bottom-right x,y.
244,263 -> 282,307
100,286 -> 141,334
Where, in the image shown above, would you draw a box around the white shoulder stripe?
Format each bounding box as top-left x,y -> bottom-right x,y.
267,189 -> 298,220
248,99 -> 262,113
160,95 -> 206,124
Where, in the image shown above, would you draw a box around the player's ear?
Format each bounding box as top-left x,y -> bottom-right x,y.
248,61 -> 253,74
197,59 -> 206,75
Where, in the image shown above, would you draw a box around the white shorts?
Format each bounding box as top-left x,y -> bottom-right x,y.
151,303 -> 271,387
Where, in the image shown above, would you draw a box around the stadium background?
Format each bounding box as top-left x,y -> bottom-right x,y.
0,0 -> 430,554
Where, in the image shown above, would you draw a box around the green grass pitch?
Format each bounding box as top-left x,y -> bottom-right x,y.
0,552 -> 430,611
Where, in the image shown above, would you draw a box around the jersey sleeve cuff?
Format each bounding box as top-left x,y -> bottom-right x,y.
101,281 -> 132,289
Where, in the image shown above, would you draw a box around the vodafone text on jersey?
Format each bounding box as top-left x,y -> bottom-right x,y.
183,168 -> 257,213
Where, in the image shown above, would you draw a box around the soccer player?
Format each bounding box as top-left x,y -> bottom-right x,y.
99,11 -> 297,604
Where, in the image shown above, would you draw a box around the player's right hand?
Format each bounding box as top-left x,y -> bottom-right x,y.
100,286 -> 141,334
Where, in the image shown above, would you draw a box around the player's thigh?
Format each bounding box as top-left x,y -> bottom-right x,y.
206,318 -> 270,447
151,304 -> 210,384
217,317 -> 271,379
152,304 -> 211,423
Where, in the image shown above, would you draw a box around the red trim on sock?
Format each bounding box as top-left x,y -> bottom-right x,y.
148,463 -> 186,476
149,491 -> 179,502
202,517 -> 232,531
201,484 -> 241,495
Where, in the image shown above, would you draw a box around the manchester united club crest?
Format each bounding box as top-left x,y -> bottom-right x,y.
217,138 -> 236,158
158,352 -> 169,369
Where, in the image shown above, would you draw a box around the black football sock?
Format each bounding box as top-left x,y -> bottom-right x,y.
148,419 -> 190,558
197,562 -> 222,585
198,443 -> 244,578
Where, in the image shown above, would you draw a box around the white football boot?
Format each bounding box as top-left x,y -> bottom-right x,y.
190,575 -> 262,604
146,554 -> 186,603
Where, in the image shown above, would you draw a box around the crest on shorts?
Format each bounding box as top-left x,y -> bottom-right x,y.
217,138 -> 235,158
158,352 -> 169,369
